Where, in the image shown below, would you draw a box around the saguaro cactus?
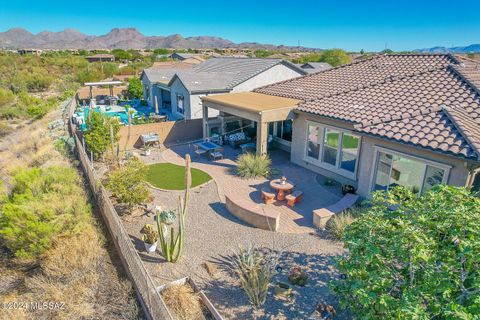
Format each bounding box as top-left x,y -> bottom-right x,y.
156,154 -> 191,262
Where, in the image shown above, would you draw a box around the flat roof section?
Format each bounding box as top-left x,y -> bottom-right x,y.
201,92 -> 300,114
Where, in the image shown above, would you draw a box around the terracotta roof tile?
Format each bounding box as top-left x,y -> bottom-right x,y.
253,54 -> 480,160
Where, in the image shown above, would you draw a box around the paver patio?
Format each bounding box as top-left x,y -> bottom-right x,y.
150,144 -> 342,233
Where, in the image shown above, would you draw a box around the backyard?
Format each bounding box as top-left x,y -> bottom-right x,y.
114,145 -> 349,319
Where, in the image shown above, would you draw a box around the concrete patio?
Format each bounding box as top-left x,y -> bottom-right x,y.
147,144 -> 342,234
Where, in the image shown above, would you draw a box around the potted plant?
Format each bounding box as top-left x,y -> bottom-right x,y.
274,282 -> 292,297
288,266 -> 309,286
143,145 -> 151,156
141,224 -> 158,253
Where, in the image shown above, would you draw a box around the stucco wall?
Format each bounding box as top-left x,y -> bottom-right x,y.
231,64 -> 303,92
291,112 -> 474,197
169,78 -> 191,119
118,119 -> 203,150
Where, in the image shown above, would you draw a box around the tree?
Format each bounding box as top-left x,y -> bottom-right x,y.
84,111 -> 120,159
127,78 -> 143,99
332,185 -> 480,318
253,50 -> 273,58
106,157 -> 150,210
318,49 -> 352,67
111,49 -> 132,61
153,48 -> 170,55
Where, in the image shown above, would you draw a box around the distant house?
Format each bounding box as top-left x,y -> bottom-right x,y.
201,54 -> 480,197
140,57 -> 307,120
298,62 -> 333,73
85,54 -> 115,63
169,53 -> 205,64
18,49 -> 43,55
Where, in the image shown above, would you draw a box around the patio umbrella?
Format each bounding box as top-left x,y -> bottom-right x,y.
154,96 -> 159,114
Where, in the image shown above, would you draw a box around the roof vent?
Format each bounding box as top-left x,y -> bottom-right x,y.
194,81 -> 199,84
294,88 -> 304,92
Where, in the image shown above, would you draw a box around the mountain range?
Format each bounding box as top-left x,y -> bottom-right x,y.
414,44 -> 480,53
0,28 -> 312,51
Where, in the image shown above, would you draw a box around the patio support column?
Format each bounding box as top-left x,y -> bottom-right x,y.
202,105 -> 209,139
256,121 -> 268,156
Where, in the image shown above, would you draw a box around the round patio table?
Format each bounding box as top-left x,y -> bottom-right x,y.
270,179 -> 294,201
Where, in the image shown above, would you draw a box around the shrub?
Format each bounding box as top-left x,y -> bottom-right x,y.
161,284 -> 203,320
325,211 -> 356,240
0,87 -> 15,106
230,245 -> 279,307
0,166 -> 91,260
106,157 -> 150,210
331,185 -> 480,318
84,111 -> 120,159
236,153 -> 271,179
127,78 -> 143,99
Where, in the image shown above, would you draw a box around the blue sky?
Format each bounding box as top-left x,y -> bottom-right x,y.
0,0 -> 479,51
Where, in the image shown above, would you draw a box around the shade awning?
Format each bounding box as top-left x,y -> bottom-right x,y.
201,92 -> 300,122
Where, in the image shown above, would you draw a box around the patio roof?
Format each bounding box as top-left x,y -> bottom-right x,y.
201,92 -> 300,122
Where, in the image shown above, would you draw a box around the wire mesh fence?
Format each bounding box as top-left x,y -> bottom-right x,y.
67,98 -> 172,320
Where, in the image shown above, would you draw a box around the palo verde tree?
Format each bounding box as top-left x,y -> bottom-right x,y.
83,111 -> 120,159
332,185 -> 480,318
318,49 -> 352,67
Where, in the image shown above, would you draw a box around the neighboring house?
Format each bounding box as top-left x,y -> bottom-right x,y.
85,54 -> 115,62
298,62 -> 333,73
169,53 -> 205,64
201,54 -> 480,197
141,57 -> 307,120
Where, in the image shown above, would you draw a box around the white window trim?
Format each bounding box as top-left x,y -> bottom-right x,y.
368,146 -> 452,194
303,121 -> 361,180
176,94 -> 185,116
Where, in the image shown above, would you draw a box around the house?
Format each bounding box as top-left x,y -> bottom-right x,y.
298,62 -> 333,73
140,57 -> 307,120
169,53 -> 205,64
201,54 -> 480,197
85,54 -> 115,62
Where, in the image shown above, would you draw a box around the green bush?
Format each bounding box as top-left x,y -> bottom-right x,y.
0,166 -> 91,260
127,78 -> 143,99
84,111 -> 120,159
332,185 -> 480,318
106,157 -> 150,210
236,153 -> 272,179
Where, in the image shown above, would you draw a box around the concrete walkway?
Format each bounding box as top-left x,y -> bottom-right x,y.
151,145 -> 341,234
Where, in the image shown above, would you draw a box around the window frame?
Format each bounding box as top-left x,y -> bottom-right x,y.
304,121 -> 361,180
176,94 -> 185,115
273,120 -> 293,146
369,146 -> 451,194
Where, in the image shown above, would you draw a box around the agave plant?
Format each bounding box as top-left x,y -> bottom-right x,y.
155,154 -> 191,263
230,245 -> 280,307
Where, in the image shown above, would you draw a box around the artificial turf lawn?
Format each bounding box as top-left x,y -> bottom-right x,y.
145,163 -> 212,190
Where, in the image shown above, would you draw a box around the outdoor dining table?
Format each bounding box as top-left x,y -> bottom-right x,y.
270,179 -> 295,201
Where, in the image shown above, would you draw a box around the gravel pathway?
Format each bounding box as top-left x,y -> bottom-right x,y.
121,148 -> 348,319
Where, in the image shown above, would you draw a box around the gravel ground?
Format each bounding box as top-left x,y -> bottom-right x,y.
122,180 -> 348,319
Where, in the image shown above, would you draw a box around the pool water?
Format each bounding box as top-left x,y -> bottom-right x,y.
77,103 -> 156,130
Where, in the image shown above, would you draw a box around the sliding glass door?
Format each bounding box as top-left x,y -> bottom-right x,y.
373,150 -> 448,194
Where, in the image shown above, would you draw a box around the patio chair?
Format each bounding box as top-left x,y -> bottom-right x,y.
286,190 -> 303,208
261,189 -> 276,205
209,149 -> 224,161
193,144 -> 207,157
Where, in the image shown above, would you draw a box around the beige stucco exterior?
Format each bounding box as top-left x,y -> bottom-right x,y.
291,112 -> 479,197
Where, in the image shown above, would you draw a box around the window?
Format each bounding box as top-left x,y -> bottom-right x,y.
307,125 -> 320,160
177,94 -> 184,114
373,150 -> 447,194
322,128 -> 339,166
305,122 -> 361,176
340,133 -> 360,173
275,120 -> 292,142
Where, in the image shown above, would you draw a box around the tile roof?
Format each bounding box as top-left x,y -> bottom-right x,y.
300,62 -> 333,74
254,54 -> 480,160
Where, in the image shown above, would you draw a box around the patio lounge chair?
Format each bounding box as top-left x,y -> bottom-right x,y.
285,190 -> 303,207
261,189 -> 276,205
210,150 -> 224,161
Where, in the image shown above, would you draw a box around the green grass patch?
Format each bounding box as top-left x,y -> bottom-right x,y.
145,163 -> 212,190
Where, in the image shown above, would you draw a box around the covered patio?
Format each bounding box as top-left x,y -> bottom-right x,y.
201,92 -> 300,155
